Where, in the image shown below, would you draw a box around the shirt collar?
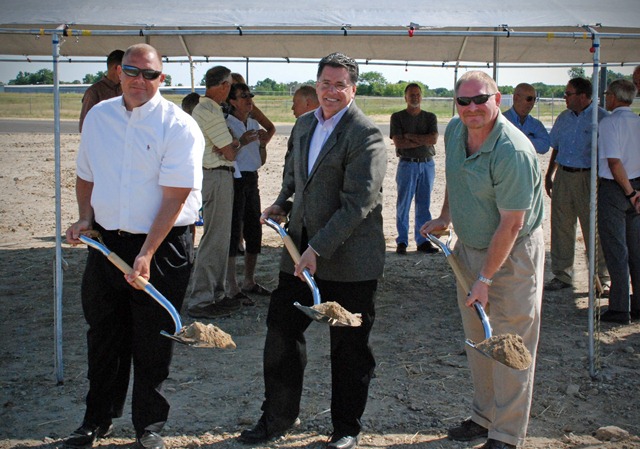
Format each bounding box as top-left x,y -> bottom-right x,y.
314,100 -> 352,128
120,91 -> 162,114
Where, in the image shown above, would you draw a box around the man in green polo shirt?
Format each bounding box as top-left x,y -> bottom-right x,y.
420,71 -> 544,449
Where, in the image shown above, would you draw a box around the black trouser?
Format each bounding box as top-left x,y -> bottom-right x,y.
81,223 -> 193,437
262,271 -> 377,437
229,171 -> 262,256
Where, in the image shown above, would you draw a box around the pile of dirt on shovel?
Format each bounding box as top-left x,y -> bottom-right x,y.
312,301 -> 362,326
475,334 -> 532,370
178,322 -> 236,349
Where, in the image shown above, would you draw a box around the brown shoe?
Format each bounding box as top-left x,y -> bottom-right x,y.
447,418 -> 488,441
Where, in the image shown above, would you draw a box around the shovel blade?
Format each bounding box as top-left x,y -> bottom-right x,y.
465,338 -> 530,370
293,302 -> 359,327
160,331 -> 230,349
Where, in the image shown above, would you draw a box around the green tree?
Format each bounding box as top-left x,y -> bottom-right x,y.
9,69 -> 54,85
164,74 -> 172,86
357,71 -> 388,96
568,67 -> 586,79
433,87 -> 454,97
83,71 -> 105,84
254,78 -> 286,93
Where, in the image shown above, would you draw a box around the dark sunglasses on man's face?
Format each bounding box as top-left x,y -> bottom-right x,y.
236,92 -> 255,99
121,64 -> 162,80
455,93 -> 496,106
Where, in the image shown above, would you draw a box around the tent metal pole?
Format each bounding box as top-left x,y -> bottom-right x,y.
587,30 -> 601,379
52,30 -> 64,385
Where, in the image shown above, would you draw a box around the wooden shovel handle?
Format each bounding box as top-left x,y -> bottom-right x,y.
281,234 -> 302,264
446,253 -> 472,293
106,252 -> 149,290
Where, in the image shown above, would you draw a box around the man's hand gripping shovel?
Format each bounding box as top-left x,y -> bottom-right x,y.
426,230 -> 531,370
78,233 -> 235,348
264,218 -> 362,327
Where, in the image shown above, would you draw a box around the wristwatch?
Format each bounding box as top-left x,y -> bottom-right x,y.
477,274 -> 493,286
625,189 -> 637,200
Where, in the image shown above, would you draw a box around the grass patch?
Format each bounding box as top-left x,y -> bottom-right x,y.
1,92 -> 637,125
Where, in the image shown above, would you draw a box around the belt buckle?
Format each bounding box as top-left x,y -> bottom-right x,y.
117,229 -> 131,237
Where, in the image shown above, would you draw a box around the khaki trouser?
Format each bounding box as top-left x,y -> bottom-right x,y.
186,169 -> 234,310
455,227 -> 544,447
550,168 -> 608,284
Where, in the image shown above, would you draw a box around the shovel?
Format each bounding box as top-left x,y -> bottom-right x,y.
78,233 -> 232,348
264,218 -> 362,327
427,231 -> 531,370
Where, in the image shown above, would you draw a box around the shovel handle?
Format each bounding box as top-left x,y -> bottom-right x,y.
78,234 -> 182,334
106,252 -> 148,290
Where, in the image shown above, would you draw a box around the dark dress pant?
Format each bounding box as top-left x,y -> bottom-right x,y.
262,271 -> 377,437
81,224 -> 193,437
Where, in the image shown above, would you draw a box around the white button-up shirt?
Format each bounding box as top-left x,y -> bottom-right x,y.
77,92 -> 205,233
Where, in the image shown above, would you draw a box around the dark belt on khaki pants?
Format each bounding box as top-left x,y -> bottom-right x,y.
204,166 -> 235,173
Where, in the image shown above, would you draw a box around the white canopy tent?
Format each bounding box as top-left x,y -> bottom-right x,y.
1,0 -> 639,383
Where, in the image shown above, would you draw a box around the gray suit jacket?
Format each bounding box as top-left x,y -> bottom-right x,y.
275,101 -> 387,282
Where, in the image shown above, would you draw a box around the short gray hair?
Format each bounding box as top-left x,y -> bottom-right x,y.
205,66 -> 231,89
607,79 -> 637,104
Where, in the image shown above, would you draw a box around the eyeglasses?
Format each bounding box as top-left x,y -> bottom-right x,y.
521,95 -> 536,102
236,92 -> 255,99
455,93 -> 496,106
317,80 -> 352,92
563,91 -> 579,97
121,64 -> 162,80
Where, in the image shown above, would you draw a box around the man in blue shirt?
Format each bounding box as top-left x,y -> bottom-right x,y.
545,77 -> 609,291
503,83 -> 549,154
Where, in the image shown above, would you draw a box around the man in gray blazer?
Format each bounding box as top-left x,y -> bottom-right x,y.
239,53 -> 387,449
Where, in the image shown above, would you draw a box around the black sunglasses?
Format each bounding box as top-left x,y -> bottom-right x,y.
523,95 -> 536,102
455,93 -> 496,106
236,92 -> 255,99
121,64 -> 162,80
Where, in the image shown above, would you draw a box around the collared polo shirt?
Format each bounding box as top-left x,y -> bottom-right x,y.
445,114 -> 544,249
77,92 -> 205,233
192,96 -> 234,169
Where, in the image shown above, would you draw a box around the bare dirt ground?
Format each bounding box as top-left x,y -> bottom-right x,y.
1,125 -> 639,449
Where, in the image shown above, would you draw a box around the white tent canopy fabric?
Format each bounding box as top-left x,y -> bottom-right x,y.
1,0 -> 639,383
1,0 -> 640,64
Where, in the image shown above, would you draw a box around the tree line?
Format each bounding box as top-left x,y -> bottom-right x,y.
7,67 -> 633,98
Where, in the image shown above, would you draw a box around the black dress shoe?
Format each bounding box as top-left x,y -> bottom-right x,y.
447,418 -> 488,441
62,421 -> 113,449
600,309 -> 631,325
131,431 -> 165,449
327,434 -> 359,449
480,438 -> 516,449
417,241 -> 439,254
238,416 -> 300,444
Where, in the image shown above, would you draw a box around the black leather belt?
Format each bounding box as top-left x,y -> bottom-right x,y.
400,157 -> 432,163
561,165 -> 590,173
602,176 -> 640,183
204,166 -> 235,173
99,225 -> 188,239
